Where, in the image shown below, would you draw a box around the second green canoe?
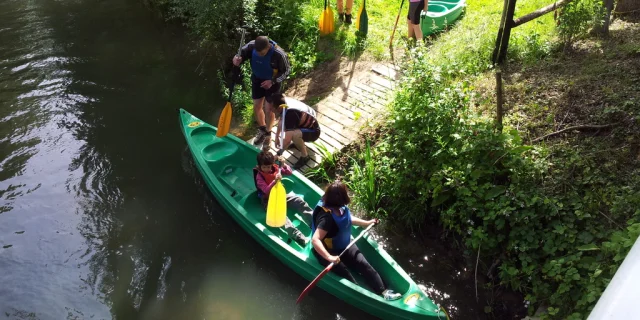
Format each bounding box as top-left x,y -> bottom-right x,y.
420,0 -> 466,36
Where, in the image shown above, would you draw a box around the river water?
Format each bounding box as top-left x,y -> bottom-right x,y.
0,0 -> 491,319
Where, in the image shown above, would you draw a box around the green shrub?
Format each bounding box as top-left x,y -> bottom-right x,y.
346,140 -> 385,216
557,0 -> 605,48
366,15 -> 640,314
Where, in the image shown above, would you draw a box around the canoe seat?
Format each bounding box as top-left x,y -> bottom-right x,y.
202,140 -> 239,163
239,191 -> 260,207
219,166 -> 256,200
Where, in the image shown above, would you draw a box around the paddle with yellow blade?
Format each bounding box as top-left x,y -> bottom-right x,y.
216,28 -> 246,137
266,105 -> 288,228
318,0 -> 335,36
356,0 -> 369,36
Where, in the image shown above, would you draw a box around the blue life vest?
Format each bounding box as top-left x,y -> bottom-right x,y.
251,40 -> 277,80
311,200 -> 352,252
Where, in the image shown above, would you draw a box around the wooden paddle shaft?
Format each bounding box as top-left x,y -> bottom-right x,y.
390,0 -> 406,47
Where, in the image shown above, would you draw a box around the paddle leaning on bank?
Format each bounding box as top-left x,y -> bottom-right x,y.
232,36 -> 291,148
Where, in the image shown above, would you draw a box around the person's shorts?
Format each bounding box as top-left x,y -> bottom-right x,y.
407,0 -> 425,25
299,127 -> 321,142
251,75 -> 282,102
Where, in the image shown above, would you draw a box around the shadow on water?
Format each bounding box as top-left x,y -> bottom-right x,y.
0,0 -> 508,318
0,0 -> 375,319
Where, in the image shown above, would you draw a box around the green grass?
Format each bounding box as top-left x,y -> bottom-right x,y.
340,0 -> 640,318
298,0 -> 413,60
416,0 -> 557,75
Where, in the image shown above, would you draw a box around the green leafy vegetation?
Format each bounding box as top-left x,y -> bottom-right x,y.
346,140 -> 385,216
344,0 -> 640,318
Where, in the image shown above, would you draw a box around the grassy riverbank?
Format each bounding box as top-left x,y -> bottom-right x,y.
333,1 -> 640,318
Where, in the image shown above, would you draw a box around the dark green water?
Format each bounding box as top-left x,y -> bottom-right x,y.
0,0 -> 491,319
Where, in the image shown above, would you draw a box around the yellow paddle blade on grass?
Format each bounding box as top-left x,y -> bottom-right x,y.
326,6 -> 335,34
266,180 -> 287,227
318,0 -> 334,36
319,12 -> 326,34
216,102 -> 232,137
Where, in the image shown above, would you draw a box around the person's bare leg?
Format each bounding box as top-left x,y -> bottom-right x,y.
407,18 -> 415,39
415,0 -> 426,43
261,101 -> 276,149
291,130 -> 307,157
253,98 -> 266,127
413,24 -> 423,43
265,100 -> 276,131
346,0 -> 353,14
337,0 -> 344,14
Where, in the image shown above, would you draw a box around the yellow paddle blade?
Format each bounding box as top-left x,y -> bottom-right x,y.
216,102 -> 232,137
326,7 -> 335,34
319,8 -> 334,36
266,181 -> 287,228
318,11 -> 325,34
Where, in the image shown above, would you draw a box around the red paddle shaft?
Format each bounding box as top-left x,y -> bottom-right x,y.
296,222 -> 377,304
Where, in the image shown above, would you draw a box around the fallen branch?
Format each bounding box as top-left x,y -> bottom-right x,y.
513,0 -> 573,27
532,123 -> 616,143
599,210 -> 624,230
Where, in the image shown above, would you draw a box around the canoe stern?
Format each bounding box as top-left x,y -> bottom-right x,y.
420,0 -> 466,36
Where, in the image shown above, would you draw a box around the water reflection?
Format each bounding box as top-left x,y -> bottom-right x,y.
1,0 -> 371,319
1,0 -> 481,318
370,229 -> 486,319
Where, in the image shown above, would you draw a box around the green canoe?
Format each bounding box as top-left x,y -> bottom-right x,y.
179,109 -> 444,319
420,0 -> 466,36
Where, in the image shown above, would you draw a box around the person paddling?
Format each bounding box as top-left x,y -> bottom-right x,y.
271,93 -> 321,170
253,150 -> 312,246
232,36 -> 291,148
310,181 -> 402,301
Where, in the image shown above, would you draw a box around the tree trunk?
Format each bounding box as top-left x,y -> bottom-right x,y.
495,70 -> 504,132
593,0 -> 615,36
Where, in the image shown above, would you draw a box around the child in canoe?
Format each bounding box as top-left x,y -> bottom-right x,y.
253,150 -> 312,246
310,180 -> 402,301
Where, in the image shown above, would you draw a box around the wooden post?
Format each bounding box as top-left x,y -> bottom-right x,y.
492,0 -> 517,64
495,69 -> 504,132
492,0 -> 509,64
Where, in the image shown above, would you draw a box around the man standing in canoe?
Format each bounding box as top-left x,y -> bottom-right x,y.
232,36 -> 291,148
271,93 -> 321,170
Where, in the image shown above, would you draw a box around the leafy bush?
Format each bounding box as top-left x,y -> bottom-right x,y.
351,27 -> 640,318
346,140 -> 385,216
152,0 -> 244,53
304,142 -> 335,183
557,0 -> 605,48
